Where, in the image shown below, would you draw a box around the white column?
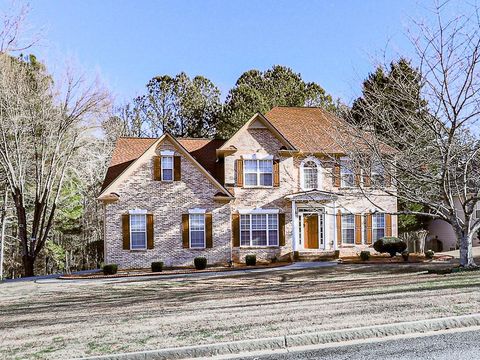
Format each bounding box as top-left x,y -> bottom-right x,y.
291,200 -> 297,251
333,201 -> 337,251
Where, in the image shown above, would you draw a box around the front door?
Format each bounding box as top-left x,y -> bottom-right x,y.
303,214 -> 319,249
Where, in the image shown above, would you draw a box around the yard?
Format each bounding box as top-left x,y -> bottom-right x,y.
1,263 -> 480,359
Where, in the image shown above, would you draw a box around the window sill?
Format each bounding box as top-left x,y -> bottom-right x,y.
129,249 -> 148,252
237,246 -> 280,249
242,186 -> 274,189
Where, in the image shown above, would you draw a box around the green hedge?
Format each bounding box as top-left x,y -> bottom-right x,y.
194,257 -> 207,270
360,251 -> 370,261
151,261 -> 164,272
373,237 -> 407,257
103,264 -> 118,275
245,255 -> 257,266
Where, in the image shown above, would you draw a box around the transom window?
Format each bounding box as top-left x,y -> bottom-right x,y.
372,213 -> 385,241
162,156 -> 173,181
341,159 -> 355,187
244,159 -> 273,187
189,214 -> 206,248
240,213 -> 278,246
303,161 -> 318,190
130,214 -> 147,250
342,214 -> 355,244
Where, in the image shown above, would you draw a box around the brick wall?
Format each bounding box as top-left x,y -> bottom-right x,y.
104,139 -> 231,269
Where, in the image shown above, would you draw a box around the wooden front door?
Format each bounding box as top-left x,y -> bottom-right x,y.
303,214 -> 319,249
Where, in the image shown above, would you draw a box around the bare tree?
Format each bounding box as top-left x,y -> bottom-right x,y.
0,54 -> 109,276
335,2 -> 480,267
0,2 -> 41,53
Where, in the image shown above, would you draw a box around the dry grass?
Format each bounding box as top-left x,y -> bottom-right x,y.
1,263 -> 480,359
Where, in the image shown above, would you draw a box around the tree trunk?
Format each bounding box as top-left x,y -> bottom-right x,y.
458,228 -> 476,268
22,255 -> 35,277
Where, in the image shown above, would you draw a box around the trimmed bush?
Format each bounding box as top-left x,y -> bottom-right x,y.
194,257 -> 207,270
151,261 -> 164,272
245,255 -> 257,266
373,237 -> 407,257
425,250 -> 435,259
360,251 -> 370,261
334,250 -> 340,259
401,250 -> 409,262
103,264 -> 118,275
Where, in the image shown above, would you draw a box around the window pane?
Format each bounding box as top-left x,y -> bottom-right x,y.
252,230 -> 267,246
240,215 -> 250,246
130,214 -> 146,231
260,173 -> 272,186
252,214 -> 267,230
163,169 -> 173,181
268,214 -> 278,229
245,173 -> 257,186
162,156 -> 173,169
131,232 -> 146,249
191,231 -> 205,248
258,160 -> 273,173
304,167 -> 318,189
342,214 -> 355,244
244,160 -> 257,172
268,230 -> 278,246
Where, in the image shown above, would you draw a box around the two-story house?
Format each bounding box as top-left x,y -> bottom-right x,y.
99,107 -> 398,268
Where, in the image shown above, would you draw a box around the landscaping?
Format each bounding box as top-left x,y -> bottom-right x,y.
2,262 -> 480,359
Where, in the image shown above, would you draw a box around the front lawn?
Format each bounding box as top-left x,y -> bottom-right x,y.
1,263 -> 480,359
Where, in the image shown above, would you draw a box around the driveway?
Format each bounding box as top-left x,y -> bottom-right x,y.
438,247 -> 480,259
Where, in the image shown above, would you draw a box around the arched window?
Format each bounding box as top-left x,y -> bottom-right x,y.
303,160 -> 319,190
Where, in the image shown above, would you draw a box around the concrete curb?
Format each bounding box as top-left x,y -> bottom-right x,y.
77,313 -> 480,360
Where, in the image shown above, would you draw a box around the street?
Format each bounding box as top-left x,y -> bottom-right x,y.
239,329 -> 480,360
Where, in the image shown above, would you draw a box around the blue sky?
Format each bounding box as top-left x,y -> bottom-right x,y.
24,0 -> 431,105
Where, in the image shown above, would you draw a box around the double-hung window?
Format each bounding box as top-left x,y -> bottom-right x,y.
189,214 -> 206,248
240,213 -> 278,246
130,214 -> 147,250
371,160 -> 385,187
342,214 -> 355,244
244,159 -> 273,187
341,159 -> 354,187
372,213 -> 385,241
161,156 -> 173,181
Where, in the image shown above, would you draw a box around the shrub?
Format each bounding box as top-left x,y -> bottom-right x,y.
360,251 -> 370,261
194,257 -> 207,270
425,250 -> 435,259
401,250 -> 409,262
373,237 -> 407,257
334,250 -> 340,259
151,261 -> 163,272
103,264 -> 118,275
245,255 -> 257,266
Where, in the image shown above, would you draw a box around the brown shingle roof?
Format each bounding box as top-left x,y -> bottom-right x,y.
265,107 -> 395,154
101,137 -> 225,192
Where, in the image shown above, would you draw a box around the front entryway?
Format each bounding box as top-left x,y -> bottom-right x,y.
299,208 -> 325,250
303,214 -> 319,249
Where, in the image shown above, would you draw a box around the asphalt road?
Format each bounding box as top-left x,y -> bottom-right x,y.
239,329 -> 480,360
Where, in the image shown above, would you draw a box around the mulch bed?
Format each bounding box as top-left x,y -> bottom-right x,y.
59,262 -> 291,280
339,254 -> 453,264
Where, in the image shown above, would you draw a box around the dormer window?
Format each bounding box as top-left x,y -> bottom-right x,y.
244,158 -> 273,187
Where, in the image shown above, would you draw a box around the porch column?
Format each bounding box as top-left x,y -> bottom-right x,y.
333,201 -> 337,251
291,200 -> 297,251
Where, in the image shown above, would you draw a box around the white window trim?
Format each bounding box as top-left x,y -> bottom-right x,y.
238,208 -> 279,214
189,208 -> 206,214
129,212 -> 147,250
300,156 -> 322,191
242,154 -> 273,160
239,212 -> 279,247
160,150 -> 175,156
189,213 -> 206,249
161,155 -> 174,182
242,156 -> 274,188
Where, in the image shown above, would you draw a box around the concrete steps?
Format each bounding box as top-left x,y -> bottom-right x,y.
294,250 -> 339,262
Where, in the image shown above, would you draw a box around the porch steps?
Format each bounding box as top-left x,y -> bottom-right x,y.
294,250 -> 339,262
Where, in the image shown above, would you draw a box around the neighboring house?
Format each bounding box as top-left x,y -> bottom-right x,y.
427,202 -> 480,252
99,107 -> 398,268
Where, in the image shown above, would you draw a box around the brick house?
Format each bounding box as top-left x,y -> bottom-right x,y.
99,107 -> 398,268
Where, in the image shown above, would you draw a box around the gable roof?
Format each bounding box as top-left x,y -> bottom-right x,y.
265,107 -> 396,155
100,135 -> 228,195
218,113 -> 297,152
